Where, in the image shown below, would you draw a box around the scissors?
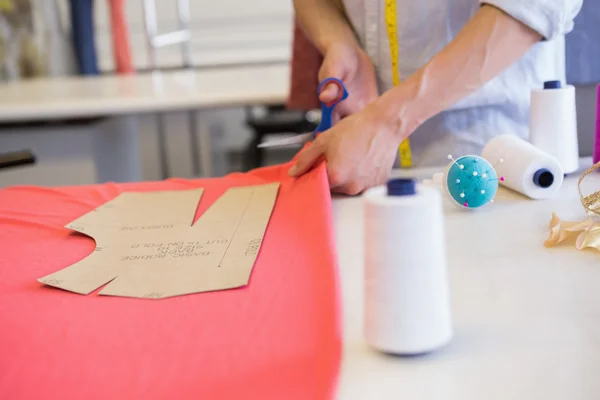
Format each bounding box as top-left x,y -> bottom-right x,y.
258,77 -> 349,148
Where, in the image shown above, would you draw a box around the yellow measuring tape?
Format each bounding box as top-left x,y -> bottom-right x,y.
384,0 -> 413,167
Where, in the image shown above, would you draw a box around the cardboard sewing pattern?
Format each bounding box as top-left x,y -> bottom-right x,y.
38,183 -> 280,299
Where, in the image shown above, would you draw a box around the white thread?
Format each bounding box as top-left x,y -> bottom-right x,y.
530,84 -> 579,174
481,134 -> 564,200
364,184 -> 452,355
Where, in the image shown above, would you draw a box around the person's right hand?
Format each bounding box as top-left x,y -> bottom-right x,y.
317,43 -> 379,123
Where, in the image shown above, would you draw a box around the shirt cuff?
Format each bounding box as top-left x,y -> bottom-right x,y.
480,0 -> 582,40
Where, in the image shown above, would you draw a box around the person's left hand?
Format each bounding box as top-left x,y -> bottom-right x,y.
288,101 -> 405,195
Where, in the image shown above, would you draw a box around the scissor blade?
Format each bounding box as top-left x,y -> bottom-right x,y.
257,133 -> 312,148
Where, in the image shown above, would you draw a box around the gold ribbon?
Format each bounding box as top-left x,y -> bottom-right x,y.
544,160 -> 600,252
578,160 -> 600,216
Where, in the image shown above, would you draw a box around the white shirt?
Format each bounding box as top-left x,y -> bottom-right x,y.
341,0 -> 584,167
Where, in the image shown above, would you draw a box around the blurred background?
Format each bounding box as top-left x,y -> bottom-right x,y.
0,0 -> 598,187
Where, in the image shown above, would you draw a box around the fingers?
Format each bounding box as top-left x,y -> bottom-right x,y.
331,168 -> 391,196
328,171 -> 362,196
330,178 -> 366,196
293,148 -> 360,194
288,141 -> 325,177
333,185 -> 363,196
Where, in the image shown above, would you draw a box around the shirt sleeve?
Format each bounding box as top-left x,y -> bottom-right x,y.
480,0 -> 584,41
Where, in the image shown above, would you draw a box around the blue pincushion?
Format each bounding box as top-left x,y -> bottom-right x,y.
445,155 -> 501,208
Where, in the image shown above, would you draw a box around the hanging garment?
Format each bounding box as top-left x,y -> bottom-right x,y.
31,0 -> 77,77
108,0 -> 133,74
0,0 -> 46,81
68,0 -> 99,75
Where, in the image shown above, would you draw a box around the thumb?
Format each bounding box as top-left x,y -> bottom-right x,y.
319,82 -> 340,104
288,142 -> 325,177
318,53 -> 345,104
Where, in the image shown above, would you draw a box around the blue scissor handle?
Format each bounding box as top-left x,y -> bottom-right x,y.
313,77 -> 349,138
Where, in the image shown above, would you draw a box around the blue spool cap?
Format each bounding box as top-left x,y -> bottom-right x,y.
544,80 -> 562,89
533,168 -> 554,188
387,178 -> 416,196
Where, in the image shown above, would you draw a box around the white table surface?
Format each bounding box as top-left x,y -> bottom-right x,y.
0,63 -> 290,122
333,158 -> 600,400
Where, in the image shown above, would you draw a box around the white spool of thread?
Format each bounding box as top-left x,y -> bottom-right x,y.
364,179 -> 452,355
529,80 -> 579,174
481,134 -> 564,199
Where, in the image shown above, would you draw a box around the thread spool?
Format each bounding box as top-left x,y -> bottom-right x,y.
529,80 -> 579,174
364,179 -> 452,355
481,134 -> 563,199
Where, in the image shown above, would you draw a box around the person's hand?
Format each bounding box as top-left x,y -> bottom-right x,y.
288,100 -> 405,195
318,43 -> 379,123
286,41 -> 394,195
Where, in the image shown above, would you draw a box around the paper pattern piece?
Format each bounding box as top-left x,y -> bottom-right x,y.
544,212 -> 600,252
38,183 -> 280,299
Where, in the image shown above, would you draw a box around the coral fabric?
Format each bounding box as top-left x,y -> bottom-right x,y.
0,161 -> 342,400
